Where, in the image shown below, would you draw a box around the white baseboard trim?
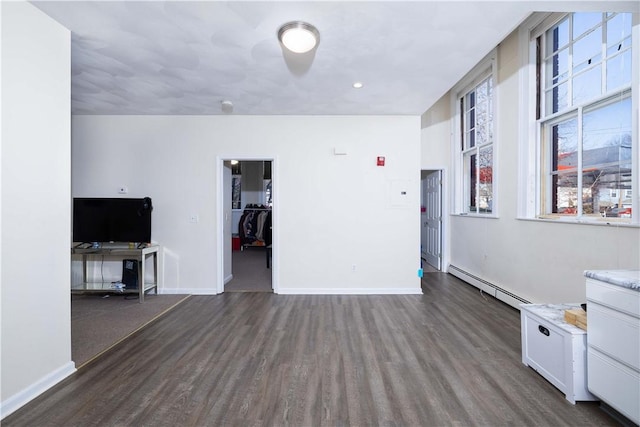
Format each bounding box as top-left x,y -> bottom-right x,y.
160,288 -> 218,295
224,274 -> 233,285
277,287 -> 423,295
448,264 -> 530,309
1,361 -> 76,420
160,286 -> 424,295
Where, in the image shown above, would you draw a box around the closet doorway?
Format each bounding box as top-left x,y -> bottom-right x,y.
421,169 -> 442,272
221,159 -> 274,293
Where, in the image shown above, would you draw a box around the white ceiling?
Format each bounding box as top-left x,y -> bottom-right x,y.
31,1 -> 639,115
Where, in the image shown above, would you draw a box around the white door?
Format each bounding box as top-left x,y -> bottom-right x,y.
422,170 -> 442,270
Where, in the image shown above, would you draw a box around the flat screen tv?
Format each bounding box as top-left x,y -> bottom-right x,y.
73,197 -> 152,243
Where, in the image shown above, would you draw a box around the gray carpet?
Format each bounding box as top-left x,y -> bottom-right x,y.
225,247 -> 273,292
72,247 -> 270,367
71,293 -> 190,368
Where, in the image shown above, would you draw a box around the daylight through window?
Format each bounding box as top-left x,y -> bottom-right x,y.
537,12 -> 634,221
460,75 -> 494,214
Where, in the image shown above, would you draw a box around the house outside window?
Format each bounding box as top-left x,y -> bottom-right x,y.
453,53 -> 496,215
536,12 -> 635,221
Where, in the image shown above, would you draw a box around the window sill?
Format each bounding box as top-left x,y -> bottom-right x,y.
517,216 -> 639,228
455,213 -> 499,219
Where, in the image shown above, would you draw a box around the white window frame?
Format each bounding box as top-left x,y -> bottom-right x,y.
451,50 -> 498,217
518,12 -> 639,226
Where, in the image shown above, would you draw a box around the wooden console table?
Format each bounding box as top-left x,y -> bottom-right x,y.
71,245 -> 159,303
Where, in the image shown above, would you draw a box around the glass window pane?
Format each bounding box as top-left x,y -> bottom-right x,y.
606,36 -> 631,56
551,118 -> 579,173
467,91 -> 475,108
546,48 -> 569,87
466,153 -> 477,212
477,79 -> 487,102
466,129 -> 475,149
582,173 -> 597,215
572,12 -> 602,40
547,17 -> 569,53
540,12 -> 634,221
587,166 -> 633,218
607,13 -> 632,49
582,97 -> 632,219
479,147 -> 493,213
553,172 -> 578,214
583,97 -> 632,166
546,82 -> 569,114
476,103 -> 486,127
461,75 -> 493,215
466,108 -> 475,132
572,65 -> 602,105
606,50 -> 632,91
476,123 -> 487,146
466,104 -> 476,149
573,27 -> 602,71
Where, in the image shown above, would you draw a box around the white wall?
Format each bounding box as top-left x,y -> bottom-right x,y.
421,94 -> 452,270
71,115 -> 422,294
421,24 -> 640,304
1,1 -> 74,418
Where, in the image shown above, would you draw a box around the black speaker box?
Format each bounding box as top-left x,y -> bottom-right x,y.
122,259 -> 139,289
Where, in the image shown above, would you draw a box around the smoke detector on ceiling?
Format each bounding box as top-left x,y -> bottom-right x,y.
221,100 -> 233,114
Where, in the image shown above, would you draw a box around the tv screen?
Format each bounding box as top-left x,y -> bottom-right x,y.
73,197 -> 152,243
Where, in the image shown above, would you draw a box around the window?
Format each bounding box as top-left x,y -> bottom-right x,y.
454,55 -> 496,215
536,12 -> 635,222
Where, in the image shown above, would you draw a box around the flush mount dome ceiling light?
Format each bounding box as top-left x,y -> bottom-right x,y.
278,21 -> 320,53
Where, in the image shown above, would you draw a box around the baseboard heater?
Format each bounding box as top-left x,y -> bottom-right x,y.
448,264 -> 530,309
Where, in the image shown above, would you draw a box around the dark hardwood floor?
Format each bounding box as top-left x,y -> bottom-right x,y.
4,273 -> 617,426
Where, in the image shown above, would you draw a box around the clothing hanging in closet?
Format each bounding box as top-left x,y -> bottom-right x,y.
238,204 -> 272,248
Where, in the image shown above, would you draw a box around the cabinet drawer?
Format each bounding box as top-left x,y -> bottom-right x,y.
523,313 -> 566,388
586,279 -> 640,316
588,303 -> 640,370
588,348 -> 640,425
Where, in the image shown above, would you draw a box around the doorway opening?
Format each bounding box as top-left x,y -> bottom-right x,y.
221,159 -> 274,293
421,169 -> 443,272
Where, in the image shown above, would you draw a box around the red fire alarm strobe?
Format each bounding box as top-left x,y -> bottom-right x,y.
377,156 -> 385,166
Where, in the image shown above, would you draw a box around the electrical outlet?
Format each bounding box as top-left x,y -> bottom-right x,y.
118,186 -> 128,194
190,215 -> 199,223
352,264 -> 357,272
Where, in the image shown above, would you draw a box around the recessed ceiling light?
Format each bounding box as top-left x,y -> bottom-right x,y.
353,82 -> 364,89
278,21 -> 320,54
230,160 -> 239,165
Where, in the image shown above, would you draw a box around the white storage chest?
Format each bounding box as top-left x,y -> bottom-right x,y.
520,303 -> 596,404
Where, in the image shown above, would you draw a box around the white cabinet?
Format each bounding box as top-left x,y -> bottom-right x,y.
520,304 -> 596,404
585,271 -> 640,425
